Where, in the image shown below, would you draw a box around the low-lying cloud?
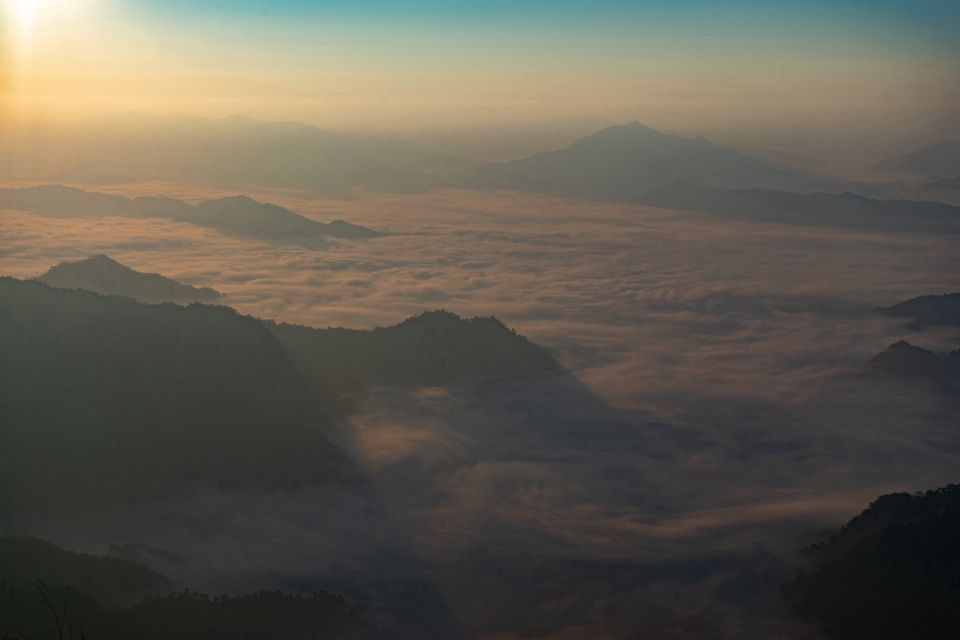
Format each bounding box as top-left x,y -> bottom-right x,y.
2,186 -> 959,637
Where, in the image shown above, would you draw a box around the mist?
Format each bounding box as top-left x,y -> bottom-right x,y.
2,1 -> 959,638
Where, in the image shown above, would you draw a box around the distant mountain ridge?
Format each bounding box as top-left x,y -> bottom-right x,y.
0,114 -> 461,194
876,140 -> 960,176
37,254 -> 221,304
630,183 -> 960,234
880,292 -> 960,327
452,121 -> 840,200
0,184 -> 376,245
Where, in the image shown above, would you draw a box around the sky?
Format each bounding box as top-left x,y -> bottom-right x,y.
1,0 -> 958,129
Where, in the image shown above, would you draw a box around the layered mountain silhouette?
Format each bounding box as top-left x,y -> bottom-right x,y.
0,536 -> 173,606
880,292 -> 960,327
876,140 -> 960,176
785,484 -> 960,639
0,114 -> 462,194
36,254 -> 221,304
269,310 -> 561,393
0,185 -> 376,245
631,184 -> 960,233
0,276 -> 563,511
0,278 -> 352,513
0,537 -> 363,639
453,122 -> 838,199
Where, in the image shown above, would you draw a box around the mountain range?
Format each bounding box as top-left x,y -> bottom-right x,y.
452,121 -> 842,200
876,141 -> 960,176
0,272 -> 560,512
0,185 -> 376,245
0,114 -> 465,194
630,184 -> 960,234
37,254 -> 221,304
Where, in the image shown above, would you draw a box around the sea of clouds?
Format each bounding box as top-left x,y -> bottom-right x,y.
2,186 -> 959,637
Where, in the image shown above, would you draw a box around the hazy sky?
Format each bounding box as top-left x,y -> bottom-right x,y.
1,0 -> 958,129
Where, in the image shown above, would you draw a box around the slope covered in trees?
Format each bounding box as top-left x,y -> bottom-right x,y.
786,485 -> 960,639
0,278 -> 351,515
269,310 -> 561,393
0,537 -> 364,639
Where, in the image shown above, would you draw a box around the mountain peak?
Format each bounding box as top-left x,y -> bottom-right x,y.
81,253 -> 125,267
37,256 -> 221,305
455,121 -> 822,200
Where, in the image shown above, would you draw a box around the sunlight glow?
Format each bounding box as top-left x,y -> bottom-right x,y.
4,0 -> 86,50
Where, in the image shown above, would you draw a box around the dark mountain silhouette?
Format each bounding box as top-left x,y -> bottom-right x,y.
0,184 -> 376,245
876,140 -> 960,176
785,484 -> 960,639
880,293 -> 960,327
867,341 -> 960,391
631,183 -> 960,233
0,537 -> 364,640
37,255 -> 221,304
186,195 -> 376,240
1,114 -> 459,194
269,310 -> 561,393
0,278 -> 351,514
452,122 -> 838,200
0,536 -> 172,606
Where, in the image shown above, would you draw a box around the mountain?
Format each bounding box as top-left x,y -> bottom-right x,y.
37,255 -> 221,304
880,293 -> 960,327
0,536 -> 172,606
0,185 -> 376,245
0,183 -> 129,217
867,341 -> 960,387
186,195 -> 376,240
269,310 -> 561,393
0,114 -> 458,194
452,122 -> 838,200
876,141 -> 960,176
0,537 -> 363,640
785,484 -> 960,640
630,183 -> 960,233
0,278 -> 351,514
